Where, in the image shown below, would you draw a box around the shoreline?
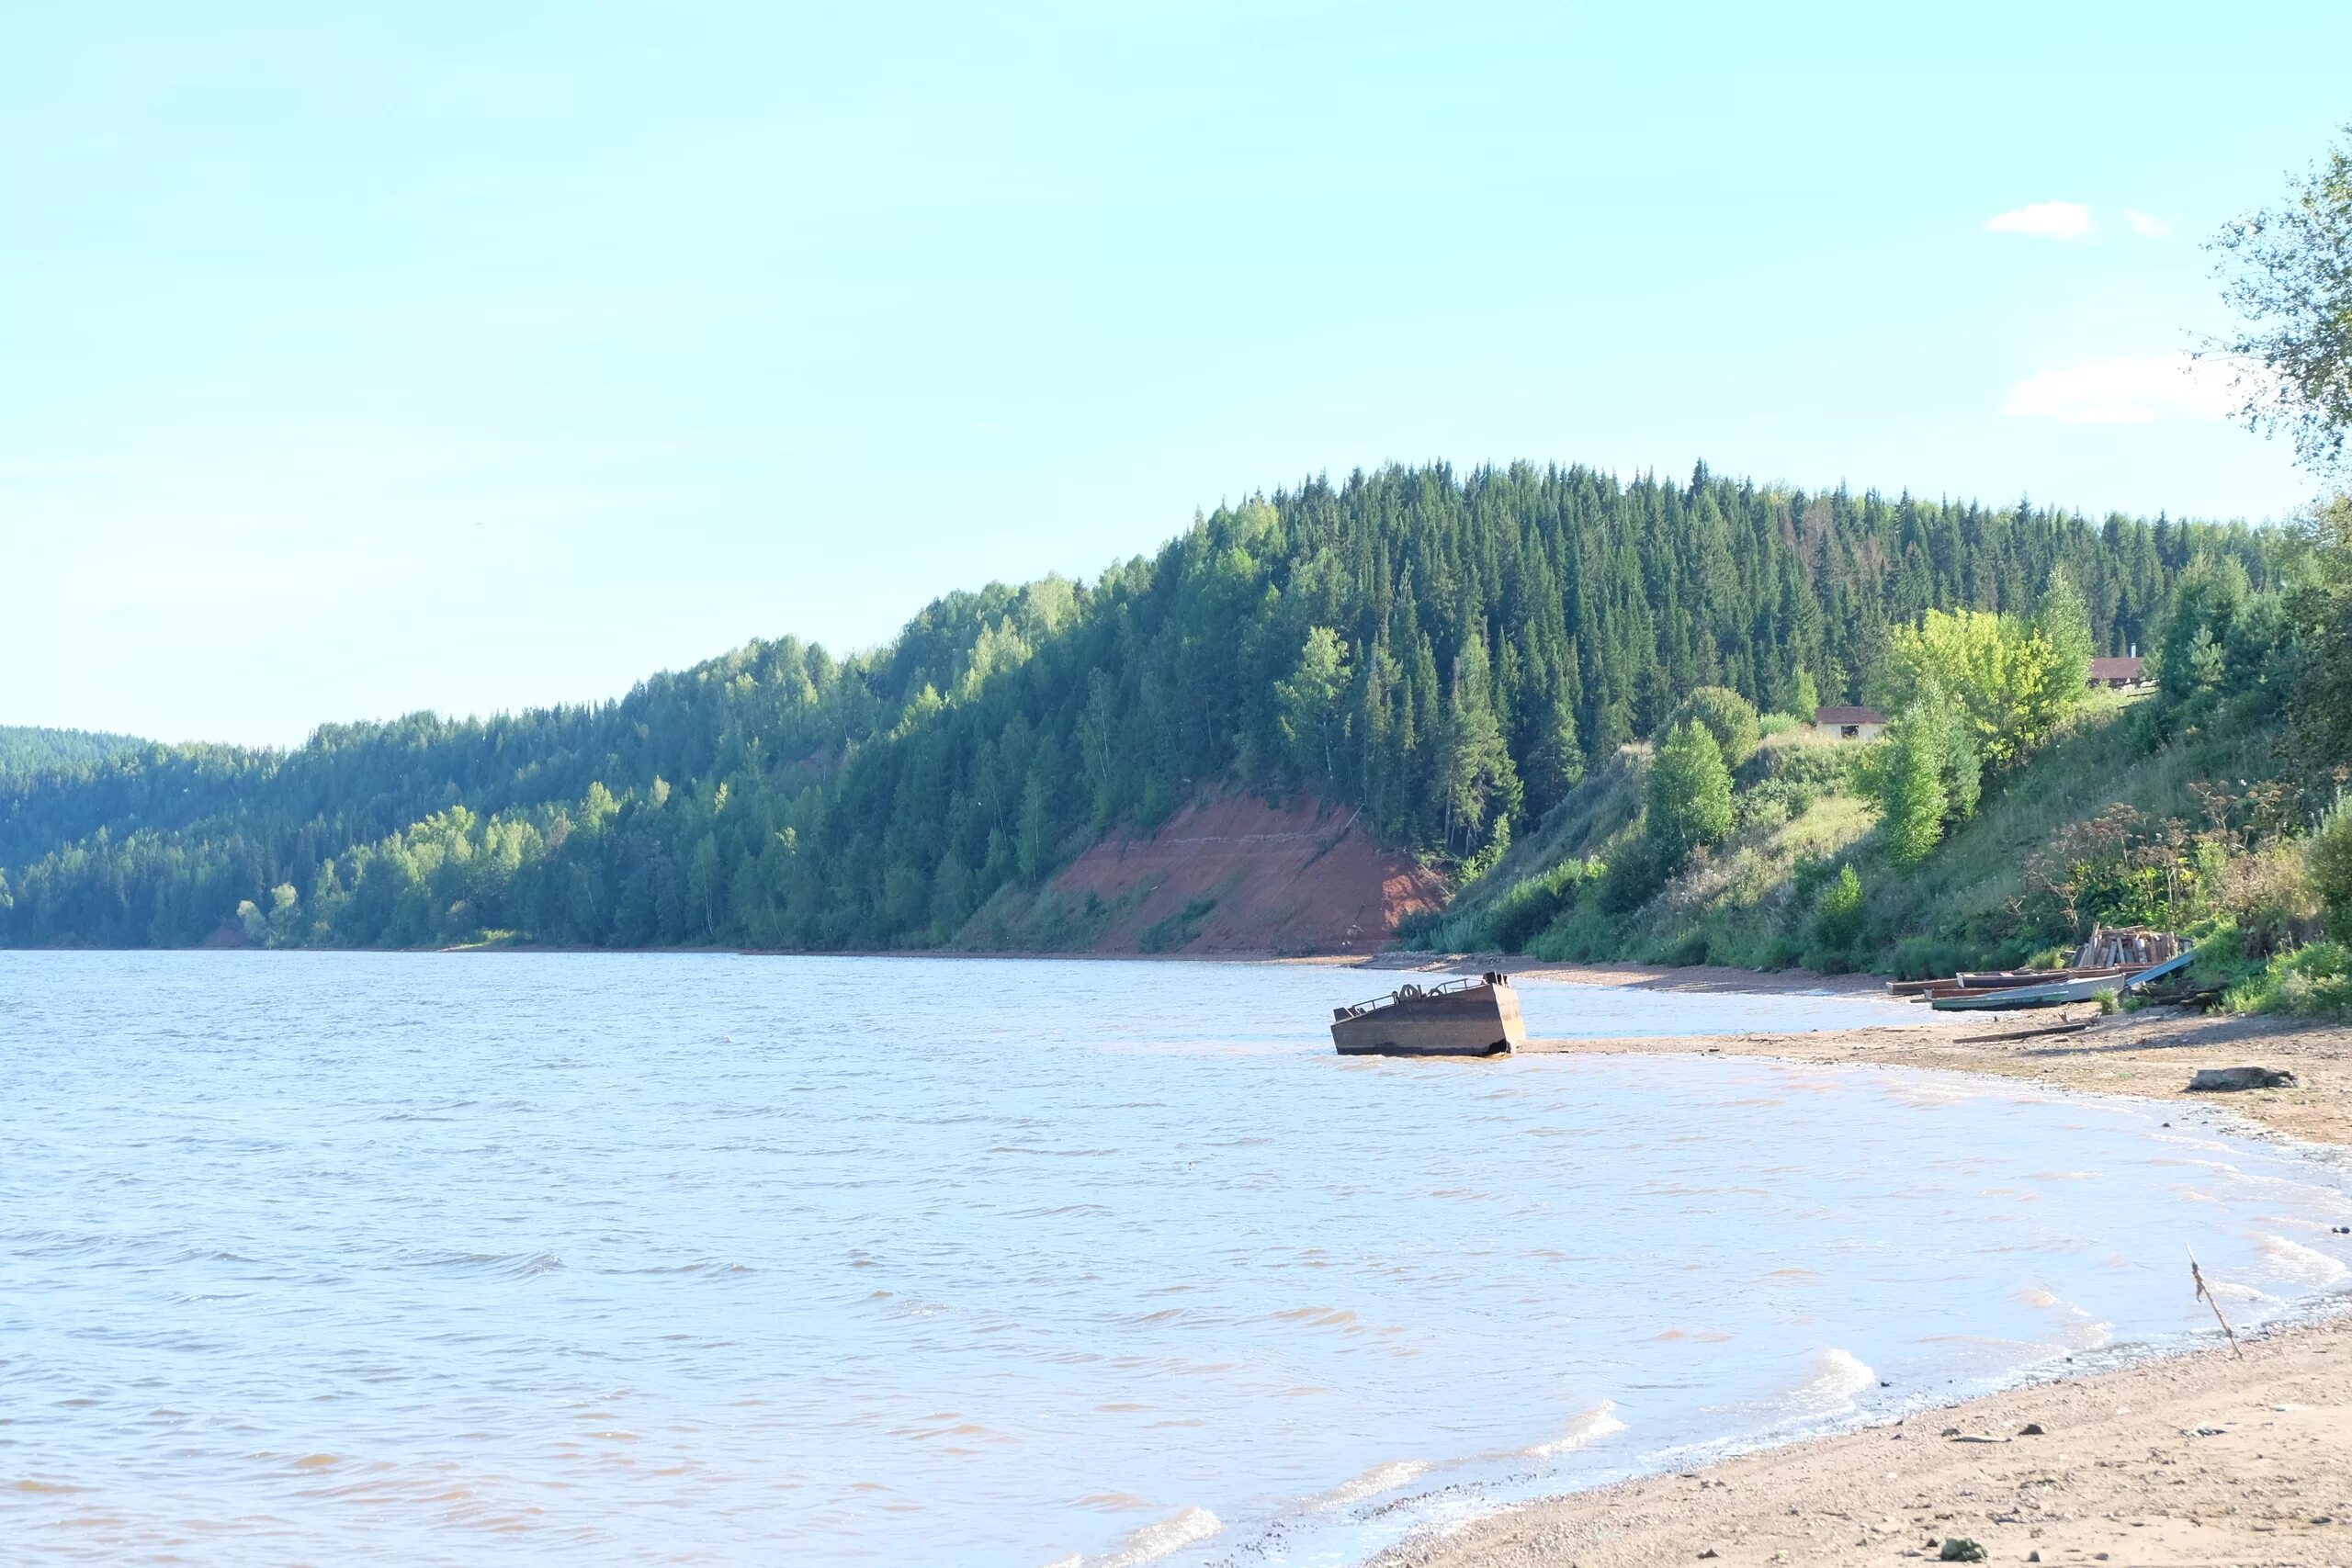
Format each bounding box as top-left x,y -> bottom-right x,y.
1372,1306 -> 2352,1568
1515,998 -> 2352,1146
1375,999 -> 2352,1568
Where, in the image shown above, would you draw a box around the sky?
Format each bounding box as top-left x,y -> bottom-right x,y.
4,2 -> 2348,746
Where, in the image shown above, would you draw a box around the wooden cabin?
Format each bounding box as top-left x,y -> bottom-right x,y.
2089,655 -> 2144,689
1814,705 -> 1887,741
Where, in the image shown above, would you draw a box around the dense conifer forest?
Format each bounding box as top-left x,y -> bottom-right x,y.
0,462 -> 2295,952
0,727 -> 146,778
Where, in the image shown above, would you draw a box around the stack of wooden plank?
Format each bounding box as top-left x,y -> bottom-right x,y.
2069,923 -> 2184,970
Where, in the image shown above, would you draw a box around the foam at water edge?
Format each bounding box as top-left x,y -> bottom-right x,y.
2261,1235 -> 2351,1289
1524,1400 -> 1629,1457
1313,1460 -> 1433,1510
1790,1348 -> 1878,1416
1093,1506 -> 1222,1567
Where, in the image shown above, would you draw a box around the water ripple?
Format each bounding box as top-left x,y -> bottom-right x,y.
1,950 -> 2346,1568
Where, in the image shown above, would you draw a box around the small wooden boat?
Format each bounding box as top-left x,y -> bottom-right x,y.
1331,973 -> 1527,1056
1888,964 -> 2133,998
1928,950 -> 2196,1012
1951,965 -> 2134,989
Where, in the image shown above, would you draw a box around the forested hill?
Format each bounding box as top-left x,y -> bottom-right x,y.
0,727 -> 146,778
0,462 -> 2285,951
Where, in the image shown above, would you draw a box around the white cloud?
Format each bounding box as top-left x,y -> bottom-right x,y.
1984,200 -> 2094,240
2000,353 -> 2247,425
2121,209 -> 2171,236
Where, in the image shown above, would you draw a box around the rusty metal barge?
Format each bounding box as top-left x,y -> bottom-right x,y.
1330,973 -> 1527,1056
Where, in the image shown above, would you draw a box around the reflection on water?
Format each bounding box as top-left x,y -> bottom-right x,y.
1,953 -> 2346,1566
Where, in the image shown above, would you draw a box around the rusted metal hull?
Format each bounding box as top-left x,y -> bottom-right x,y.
1330,976 -> 1526,1056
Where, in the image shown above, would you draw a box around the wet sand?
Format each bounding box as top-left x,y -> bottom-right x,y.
1513,985 -> 2352,1147
1375,989 -> 2352,1568
1375,1311 -> 2352,1568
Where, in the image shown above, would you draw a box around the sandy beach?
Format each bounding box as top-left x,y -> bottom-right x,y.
1370,971 -> 2352,1568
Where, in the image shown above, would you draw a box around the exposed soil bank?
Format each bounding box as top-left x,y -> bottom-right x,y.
1043,793 -> 1445,954
1378,998 -> 2352,1568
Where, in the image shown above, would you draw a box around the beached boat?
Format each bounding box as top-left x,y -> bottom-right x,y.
1928,950 -> 2196,1012
1330,973 -> 1527,1056
1887,964 -> 2135,998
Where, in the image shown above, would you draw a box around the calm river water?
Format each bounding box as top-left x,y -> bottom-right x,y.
4,953 -> 2347,1565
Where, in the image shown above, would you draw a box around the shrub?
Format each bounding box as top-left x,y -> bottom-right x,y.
1888,935 -> 1968,981
1483,857 -> 1598,952
1598,835 -> 1668,914
1528,898 -> 1621,962
1735,784 -> 1800,832
1663,687 -> 1761,769
2219,842 -> 2324,956
1765,742 -> 1855,793
2311,795 -> 2352,942
1647,722 -> 1735,869
1391,906 -> 1444,950
1663,927 -> 1711,965
1807,864 -> 1866,969
2223,939 -> 2352,1015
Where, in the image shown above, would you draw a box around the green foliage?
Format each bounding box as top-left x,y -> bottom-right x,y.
2038,568 -> 2096,699
1808,864 -> 1867,967
1439,626 -> 1522,856
1662,686 -> 1760,769
1484,856 -> 1595,951
1418,853 -> 1597,953
2157,556 -> 2256,703
2311,794 -> 2352,942
0,727 -> 146,778
1872,605 -> 2084,773
0,462 -> 2299,950
2223,940 -> 2352,1016
2213,841 -> 2327,956
1274,626 -> 1351,784
1860,689 -> 1981,865
2212,122 -> 2352,479
2285,495 -> 2352,778
1645,723 -> 1735,870
1874,717 -> 1948,866
1597,834 -> 1668,915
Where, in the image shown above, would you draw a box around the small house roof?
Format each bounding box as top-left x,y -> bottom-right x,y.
1815,705 -> 1887,726
2089,655 -> 2144,679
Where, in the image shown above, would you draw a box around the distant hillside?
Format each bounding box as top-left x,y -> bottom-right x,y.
1410,604 -> 2322,981
1408,694 -> 2268,972
0,461 -> 2291,950
0,726 -> 147,777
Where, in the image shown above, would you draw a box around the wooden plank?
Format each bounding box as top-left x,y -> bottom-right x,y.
1952,1020 -> 2096,1045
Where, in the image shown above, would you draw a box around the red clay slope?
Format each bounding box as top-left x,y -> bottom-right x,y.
1049,793 -> 1446,956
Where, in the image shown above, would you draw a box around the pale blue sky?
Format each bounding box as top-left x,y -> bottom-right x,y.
5,2 -> 2347,745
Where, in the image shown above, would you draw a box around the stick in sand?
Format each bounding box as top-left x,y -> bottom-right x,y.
2188,1247 -> 2243,1358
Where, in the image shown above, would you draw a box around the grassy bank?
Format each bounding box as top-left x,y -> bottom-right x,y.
1409,692 -> 2344,1004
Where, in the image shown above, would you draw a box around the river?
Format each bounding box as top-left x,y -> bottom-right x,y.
4,952 -> 2346,1564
